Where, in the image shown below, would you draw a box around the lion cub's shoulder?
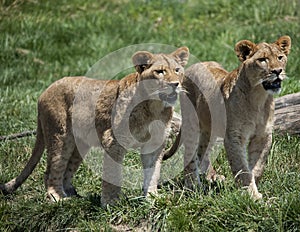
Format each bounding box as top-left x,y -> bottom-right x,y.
202,61 -> 229,82
201,61 -> 236,98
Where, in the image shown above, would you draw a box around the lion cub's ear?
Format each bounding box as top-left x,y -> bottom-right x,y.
132,51 -> 154,74
234,40 -> 256,62
171,46 -> 190,67
275,35 -> 291,56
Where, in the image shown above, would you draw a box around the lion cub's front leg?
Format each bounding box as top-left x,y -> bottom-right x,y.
141,146 -> 164,197
224,130 -> 267,200
224,133 -> 255,198
248,133 -> 272,184
140,122 -> 166,197
101,133 -> 126,207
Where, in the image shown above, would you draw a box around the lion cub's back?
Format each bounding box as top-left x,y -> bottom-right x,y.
39,76 -> 107,105
201,61 -> 228,84
37,76 -> 108,123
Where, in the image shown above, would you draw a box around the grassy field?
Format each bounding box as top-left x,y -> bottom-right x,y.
0,0 -> 300,231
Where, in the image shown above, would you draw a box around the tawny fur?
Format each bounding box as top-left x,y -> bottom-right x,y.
0,47 -> 189,206
165,36 -> 291,199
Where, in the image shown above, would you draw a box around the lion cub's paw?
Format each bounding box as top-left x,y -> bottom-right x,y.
247,185 -> 263,201
206,173 -> 226,183
143,185 -> 158,197
101,197 -> 120,208
46,187 -> 68,202
205,167 -> 226,183
64,186 -> 81,198
250,191 -> 263,201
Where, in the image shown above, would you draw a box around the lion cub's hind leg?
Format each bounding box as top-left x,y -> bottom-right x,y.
63,145 -> 86,197
197,131 -> 212,175
183,130 -> 215,190
183,136 -> 201,189
44,132 -> 76,201
198,133 -> 225,183
180,123 -> 203,189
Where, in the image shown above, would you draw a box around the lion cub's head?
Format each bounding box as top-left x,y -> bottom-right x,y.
132,47 -> 189,106
235,36 -> 291,95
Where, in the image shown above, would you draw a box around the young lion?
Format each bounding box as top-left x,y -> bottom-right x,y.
165,36 -> 291,199
0,47 -> 189,206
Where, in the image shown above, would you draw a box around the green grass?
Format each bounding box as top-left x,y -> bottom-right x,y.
0,0 -> 299,231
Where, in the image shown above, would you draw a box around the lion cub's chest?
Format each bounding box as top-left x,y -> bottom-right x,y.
95,85 -> 173,149
129,101 -> 173,143
225,86 -> 274,137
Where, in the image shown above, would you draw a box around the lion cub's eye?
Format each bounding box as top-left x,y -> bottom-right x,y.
278,55 -> 284,61
257,58 -> 267,63
174,68 -> 180,74
155,70 -> 166,77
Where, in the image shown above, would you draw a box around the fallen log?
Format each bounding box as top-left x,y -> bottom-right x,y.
169,92 -> 300,137
274,92 -> 300,136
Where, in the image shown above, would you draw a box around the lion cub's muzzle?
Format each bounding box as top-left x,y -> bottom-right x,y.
262,69 -> 284,94
158,82 -> 180,107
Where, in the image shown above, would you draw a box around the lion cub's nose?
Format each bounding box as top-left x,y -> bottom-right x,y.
169,82 -> 179,90
271,68 -> 282,75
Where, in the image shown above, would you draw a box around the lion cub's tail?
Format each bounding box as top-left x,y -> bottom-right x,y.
163,129 -> 182,161
0,118 -> 45,195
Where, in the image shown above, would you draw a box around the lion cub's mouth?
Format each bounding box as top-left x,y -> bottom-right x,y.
159,92 -> 178,106
262,78 -> 282,94
151,82 -> 181,107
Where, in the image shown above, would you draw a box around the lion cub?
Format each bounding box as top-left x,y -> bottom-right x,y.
165,36 -> 291,199
0,47 -> 189,206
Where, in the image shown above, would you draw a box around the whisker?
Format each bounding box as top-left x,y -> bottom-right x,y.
149,90 -> 160,96
279,74 -> 288,80
149,87 -> 171,96
149,86 -> 189,96
179,89 -> 189,94
254,79 -> 264,86
174,86 -> 188,94
179,88 -> 190,94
